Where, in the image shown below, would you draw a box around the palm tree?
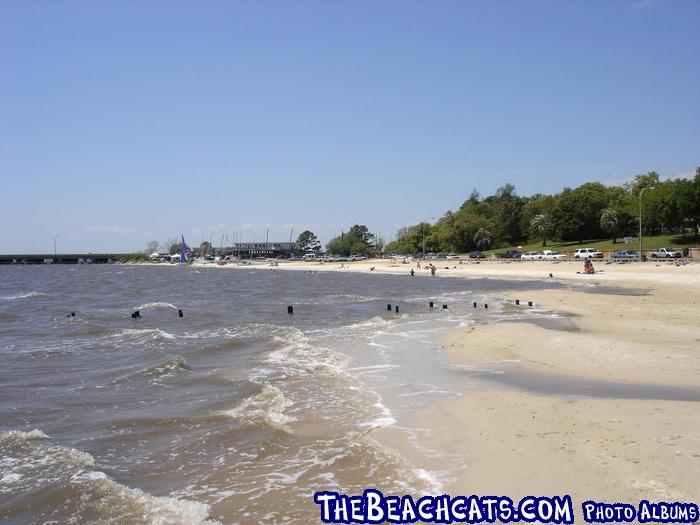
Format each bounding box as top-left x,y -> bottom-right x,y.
600,209 -> 622,244
474,228 -> 492,251
530,214 -> 552,247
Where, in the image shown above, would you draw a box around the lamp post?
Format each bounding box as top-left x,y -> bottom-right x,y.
638,186 -> 655,262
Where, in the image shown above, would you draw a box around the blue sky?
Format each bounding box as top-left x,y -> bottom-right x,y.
1,0 -> 698,253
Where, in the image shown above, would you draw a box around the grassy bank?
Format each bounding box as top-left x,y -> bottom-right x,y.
484,233 -> 698,255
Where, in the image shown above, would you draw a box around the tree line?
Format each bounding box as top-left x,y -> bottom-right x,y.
384,169 -> 700,254
142,168 -> 699,258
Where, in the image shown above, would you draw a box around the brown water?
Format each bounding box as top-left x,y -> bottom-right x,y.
0,264 -> 582,524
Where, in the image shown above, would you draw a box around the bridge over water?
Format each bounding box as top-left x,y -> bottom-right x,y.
0,254 -> 127,265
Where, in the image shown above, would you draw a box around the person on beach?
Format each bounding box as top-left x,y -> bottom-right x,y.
410,269 -> 415,276
430,265 -> 436,277
417,261 -> 421,270
583,257 -> 595,274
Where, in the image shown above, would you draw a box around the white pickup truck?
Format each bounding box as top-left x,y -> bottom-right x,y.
542,250 -> 568,260
650,247 -> 682,258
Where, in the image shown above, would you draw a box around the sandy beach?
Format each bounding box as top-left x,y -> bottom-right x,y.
192,256 -> 699,287
195,257 -> 700,507
422,280 -> 699,503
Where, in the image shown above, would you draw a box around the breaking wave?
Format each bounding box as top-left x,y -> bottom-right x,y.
1,291 -> 47,300
254,328 -> 349,380
0,431 -> 218,524
221,384 -> 296,429
112,328 -> 176,341
134,302 -> 178,310
0,429 -> 49,443
114,355 -> 191,383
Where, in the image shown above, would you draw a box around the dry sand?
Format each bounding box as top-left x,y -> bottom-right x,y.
194,256 -> 699,287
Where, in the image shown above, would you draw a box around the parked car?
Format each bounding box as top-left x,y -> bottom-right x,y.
574,248 -> 603,259
501,250 -> 522,259
349,254 -> 367,261
542,250 -> 568,261
521,251 -> 543,260
446,254 -> 461,260
468,251 -> 486,259
650,247 -> 682,258
612,250 -> 639,260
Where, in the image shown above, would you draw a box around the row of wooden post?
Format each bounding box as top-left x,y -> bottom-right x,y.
286,300 -> 533,314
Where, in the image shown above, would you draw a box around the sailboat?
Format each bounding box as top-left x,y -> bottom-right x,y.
179,234 -> 191,264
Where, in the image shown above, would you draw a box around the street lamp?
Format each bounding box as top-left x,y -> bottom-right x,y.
638,186 -> 655,262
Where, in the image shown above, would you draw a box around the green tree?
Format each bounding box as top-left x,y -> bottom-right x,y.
199,241 -> 213,256
599,209 -> 633,244
388,222 -> 435,254
474,228 -> 493,251
530,214 -> 553,247
552,183 -> 608,242
296,231 -> 321,253
520,194 -> 556,242
446,213 -> 495,252
494,184 -> 524,244
326,225 -> 377,255
348,225 -> 375,245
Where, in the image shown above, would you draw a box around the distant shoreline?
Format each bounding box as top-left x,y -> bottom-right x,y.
138,257 -> 700,288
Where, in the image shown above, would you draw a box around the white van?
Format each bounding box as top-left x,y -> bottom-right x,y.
302,253 -> 317,261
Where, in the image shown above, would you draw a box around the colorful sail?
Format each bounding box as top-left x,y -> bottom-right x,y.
180,234 -> 187,263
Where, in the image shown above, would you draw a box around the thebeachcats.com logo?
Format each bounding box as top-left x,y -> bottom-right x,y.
313,490 -> 699,524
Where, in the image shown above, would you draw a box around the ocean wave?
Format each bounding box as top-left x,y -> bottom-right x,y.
180,323 -> 284,340
70,472 -> 220,525
0,434 -> 218,524
255,328 -> 349,380
347,316 -> 390,329
0,432 -> 95,496
112,328 -> 176,341
143,355 -> 190,374
114,355 -> 191,383
313,293 -> 383,304
134,301 -> 178,310
1,291 -> 47,300
221,384 -> 296,429
0,429 -> 49,442
360,401 -> 396,430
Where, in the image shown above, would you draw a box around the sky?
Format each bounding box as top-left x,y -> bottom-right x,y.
1,0 -> 698,253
